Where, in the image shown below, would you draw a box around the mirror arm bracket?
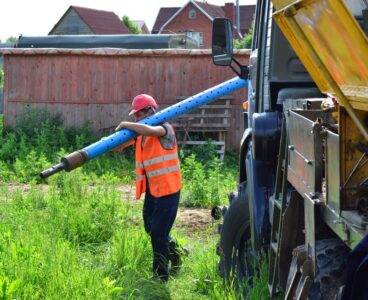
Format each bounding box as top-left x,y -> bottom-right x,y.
230,57 -> 249,79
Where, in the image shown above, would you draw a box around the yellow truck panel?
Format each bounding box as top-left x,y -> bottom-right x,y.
272,0 -> 368,142
272,0 -> 367,111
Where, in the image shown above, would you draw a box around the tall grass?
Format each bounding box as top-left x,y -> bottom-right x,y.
0,109 -> 135,184
0,110 -> 270,299
0,109 -> 236,207
0,175 -> 136,299
0,175 -> 269,299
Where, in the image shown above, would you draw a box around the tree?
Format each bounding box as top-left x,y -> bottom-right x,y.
122,15 -> 140,34
234,19 -> 254,49
6,36 -> 18,43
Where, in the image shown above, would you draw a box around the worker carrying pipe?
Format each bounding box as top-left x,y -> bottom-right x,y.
113,93 -> 183,282
39,76 -> 248,179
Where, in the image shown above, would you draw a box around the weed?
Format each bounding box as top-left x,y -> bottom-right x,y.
0,111 -> 263,298
181,153 -> 237,208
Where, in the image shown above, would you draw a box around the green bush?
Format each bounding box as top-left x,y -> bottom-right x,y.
122,15 -> 140,34
13,151 -> 49,183
179,139 -> 218,163
0,109 -> 239,210
234,19 -> 254,49
181,153 -> 237,208
0,109 -> 132,184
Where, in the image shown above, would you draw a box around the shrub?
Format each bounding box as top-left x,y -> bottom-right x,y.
234,19 -> 254,49
122,15 -> 140,34
181,153 -> 237,208
13,151 -> 50,183
0,109 -> 134,183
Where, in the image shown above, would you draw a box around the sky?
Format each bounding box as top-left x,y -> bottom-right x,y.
0,0 -> 256,42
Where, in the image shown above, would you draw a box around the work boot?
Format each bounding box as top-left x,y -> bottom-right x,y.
169,239 -> 189,275
152,255 -> 169,283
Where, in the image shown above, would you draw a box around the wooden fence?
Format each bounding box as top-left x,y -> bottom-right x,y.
1,48 -> 249,150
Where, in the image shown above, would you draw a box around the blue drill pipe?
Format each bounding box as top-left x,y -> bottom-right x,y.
40,76 -> 247,178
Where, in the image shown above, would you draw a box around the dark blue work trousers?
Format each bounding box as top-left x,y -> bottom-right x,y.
143,186 -> 180,281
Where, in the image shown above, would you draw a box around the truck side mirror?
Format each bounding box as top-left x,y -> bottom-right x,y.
212,18 -> 233,66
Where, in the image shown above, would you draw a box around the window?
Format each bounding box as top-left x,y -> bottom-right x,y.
186,31 -> 203,47
188,9 -> 196,19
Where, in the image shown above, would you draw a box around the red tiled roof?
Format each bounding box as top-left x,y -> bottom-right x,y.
152,1 -> 255,37
194,1 -> 225,19
71,6 -> 131,34
152,7 -> 180,34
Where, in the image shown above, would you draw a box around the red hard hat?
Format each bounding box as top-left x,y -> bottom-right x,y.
129,94 -> 158,116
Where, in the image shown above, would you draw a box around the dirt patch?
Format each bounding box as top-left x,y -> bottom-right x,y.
175,207 -> 218,237
0,183 -> 49,199
114,185 -> 217,236
116,184 -> 136,201
1,183 -> 218,237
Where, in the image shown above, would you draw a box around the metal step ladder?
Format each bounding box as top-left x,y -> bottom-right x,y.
268,112 -> 307,299
268,114 -> 289,298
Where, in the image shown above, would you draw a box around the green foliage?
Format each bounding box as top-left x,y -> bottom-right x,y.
0,109 -> 134,184
53,173 -> 124,246
234,34 -> 252,49
0,176 -> 271,299
180,139 -> 218,163
234,19 -> 254,49
0,179 -> 144,299
122,15 -> 140,34
0,67 -> 3,88
13,151 -> 49,183
181,153 -> 237,208
6,36 -> 18,43
0,110 -> 238,209
0,110 -> 269,298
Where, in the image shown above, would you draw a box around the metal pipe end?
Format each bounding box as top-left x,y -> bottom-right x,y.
39,162 -> 66,179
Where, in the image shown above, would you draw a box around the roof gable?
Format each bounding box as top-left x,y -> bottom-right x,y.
50,6 -> 132,35
72,6 -> 131,34
194,1 -> 225,19
153,1 -> 255,37
152,7 -> 180,34
158,0 -> 223,34
133,21 -> 150,34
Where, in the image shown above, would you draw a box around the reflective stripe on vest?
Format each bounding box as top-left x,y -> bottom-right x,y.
135,125 -> 181,199
136,173 -> 144,181
136,161 -> 144,169
146,164 -> 180,178
143,152 -> 178,167
136,153 -> 178,169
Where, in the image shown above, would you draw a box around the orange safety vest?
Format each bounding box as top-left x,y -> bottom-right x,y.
135,128 -> 182,199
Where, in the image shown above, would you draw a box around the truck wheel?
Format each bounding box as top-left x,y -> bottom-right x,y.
218,181 -> 251,283
286,239 -> 349,299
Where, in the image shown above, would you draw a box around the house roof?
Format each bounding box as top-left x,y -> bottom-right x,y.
239,5 -> 256,34
152,7 -> 180,34
133,20 -> 150,33
152,1 -> 255,37
194,1 -> 226,19
156,1 -> 224,34
49,6 -> 132,35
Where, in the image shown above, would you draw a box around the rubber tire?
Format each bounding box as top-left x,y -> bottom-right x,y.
218,181 -> 251,283
286,239 -> 350,300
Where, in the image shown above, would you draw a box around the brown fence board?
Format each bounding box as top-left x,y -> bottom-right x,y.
2,48 -> 249,150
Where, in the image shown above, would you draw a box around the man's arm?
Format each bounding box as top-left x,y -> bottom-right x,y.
115,121 -> 166,137
112,139 -> 135,151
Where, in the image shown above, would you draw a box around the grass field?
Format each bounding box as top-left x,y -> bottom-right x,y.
0,111 -> 269,299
